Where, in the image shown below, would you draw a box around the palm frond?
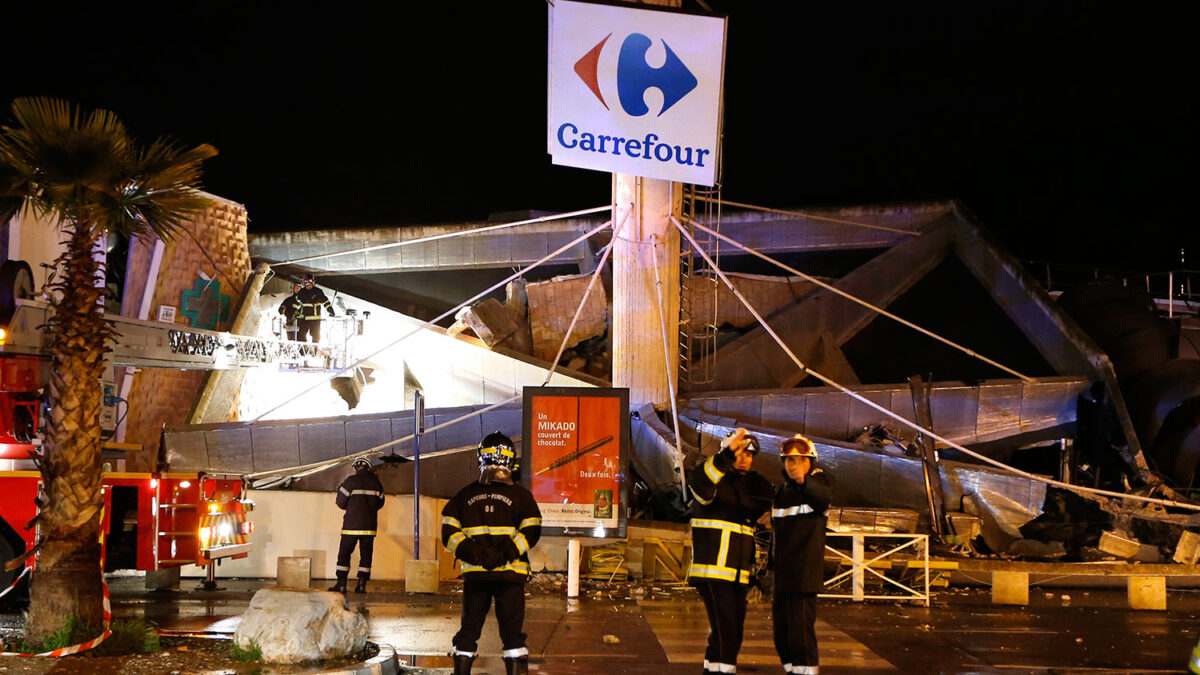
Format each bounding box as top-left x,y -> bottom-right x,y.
1,97 -> 217,240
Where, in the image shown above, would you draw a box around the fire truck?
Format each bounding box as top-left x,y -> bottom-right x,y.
0,256 -> 345,598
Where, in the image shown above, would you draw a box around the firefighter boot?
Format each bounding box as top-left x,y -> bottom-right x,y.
354,577 -> 368,594
453,655 -> 474,674
503,657 -> 529,675
327,576 -> 348,593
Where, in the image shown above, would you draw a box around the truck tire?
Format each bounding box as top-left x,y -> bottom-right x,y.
0,518 -> 30,607
0,260 -> 35,325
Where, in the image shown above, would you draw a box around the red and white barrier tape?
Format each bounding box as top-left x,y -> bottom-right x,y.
0,564 -> 33,599
1,510 -> 112,658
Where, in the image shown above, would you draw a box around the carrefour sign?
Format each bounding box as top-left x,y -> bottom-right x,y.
548,0 -> 727,186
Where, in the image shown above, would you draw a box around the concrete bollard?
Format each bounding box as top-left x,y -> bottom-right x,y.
991,570 -> 1029,605
145,567 -> 180,591
276,556 -> 312,589
406,559 -> 439,593
1127,575 -> 1166,610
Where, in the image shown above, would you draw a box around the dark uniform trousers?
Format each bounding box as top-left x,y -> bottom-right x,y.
336,534 -> 375,581
453,579 -> 527,657
298,318 -> 322,343
773,592 -> 819,674
695,581 -> 748,673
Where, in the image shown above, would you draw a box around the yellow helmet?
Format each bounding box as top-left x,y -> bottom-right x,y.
780,434 -> 817,460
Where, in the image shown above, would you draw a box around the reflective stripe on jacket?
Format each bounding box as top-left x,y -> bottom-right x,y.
293,287 -> 333,320
770,468 -> 832,594
686,450 -> 773,585
442,481 -> 543,583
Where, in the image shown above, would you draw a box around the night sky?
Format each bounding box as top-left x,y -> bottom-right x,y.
3,2 -> 1193,272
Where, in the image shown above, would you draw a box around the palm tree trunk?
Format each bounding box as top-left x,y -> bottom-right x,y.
24,222 -> 108,643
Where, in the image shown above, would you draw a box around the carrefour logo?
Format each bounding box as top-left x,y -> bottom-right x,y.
548,1 -> 725,186
574,33 -> 698,117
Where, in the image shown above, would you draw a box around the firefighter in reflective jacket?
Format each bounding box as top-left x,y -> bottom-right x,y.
293,274 -> 335,343
442,431 -> 542,675
771,434 -> 832,675
329,457 -> 385,594
278,282 -> 302,340
688,427 -> 774,675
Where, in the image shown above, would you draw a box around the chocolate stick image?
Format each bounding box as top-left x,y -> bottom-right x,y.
535,435 -> 614,476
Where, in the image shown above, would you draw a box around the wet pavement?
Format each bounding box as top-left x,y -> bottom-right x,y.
5,576 -> 1200,673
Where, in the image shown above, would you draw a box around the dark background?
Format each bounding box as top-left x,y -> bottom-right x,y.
3,2 -> 1193,272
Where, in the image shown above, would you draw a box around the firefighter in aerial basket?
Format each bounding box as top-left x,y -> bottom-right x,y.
329,457 -> 385,594
295,274 -> 335,343
687,427 -> 775,675
770,434 -> 832,675
442,431 -> 542,675
278,281 -> 302,340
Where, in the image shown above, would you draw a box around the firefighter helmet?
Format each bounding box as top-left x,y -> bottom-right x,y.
353,457 -> 371,470
742,434 -> 761,455
478,431 -> 517,470
722,429 -> 760,454
780,434 -> 817,460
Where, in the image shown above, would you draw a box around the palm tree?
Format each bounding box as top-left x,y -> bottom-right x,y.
0,98 -> 216,643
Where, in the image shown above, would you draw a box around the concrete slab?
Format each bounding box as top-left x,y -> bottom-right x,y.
992,570 -> 1029,605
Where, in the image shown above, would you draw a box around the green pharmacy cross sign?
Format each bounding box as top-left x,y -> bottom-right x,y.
180,278 -> 231,330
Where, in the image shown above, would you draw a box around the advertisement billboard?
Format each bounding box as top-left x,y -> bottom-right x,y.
522,386 -> 629,537
548,0 -> 727,186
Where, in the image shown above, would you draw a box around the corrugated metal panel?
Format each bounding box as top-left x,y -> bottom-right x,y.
877,456 -> 929,512
473,232 -> 511,266
845,390 -> 895,440
404,241 -> 438,269
830,449 -> 883,507
976,381 -> 1025,442
297,421 -> 347,465
716,396 -> 763,428
760,393 -> 805,433
163,430 -> 209,472
804,392 -> 852,442
204,428 -> 254,473
387,413 -> 418,456
363,246 -> 390,270
436,234 -> 469,268
1021,379 -> 1085,434
929,384 -> 981,443
248,425 -> 301,472
345,417 -> 392,455
431,411 -> 483,455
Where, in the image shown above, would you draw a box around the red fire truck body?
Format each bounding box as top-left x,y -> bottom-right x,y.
0,471 -> 253,574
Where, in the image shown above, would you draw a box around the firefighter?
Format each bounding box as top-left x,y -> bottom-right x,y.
441,431 -> 542,675
278,282 -> 302,340
295,274 -> 335,343
688,427 -> 775,675
329,457 -> 385,594
770,434 -> 832,675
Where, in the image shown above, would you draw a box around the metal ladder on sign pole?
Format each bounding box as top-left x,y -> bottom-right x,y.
679,183 -> 721,392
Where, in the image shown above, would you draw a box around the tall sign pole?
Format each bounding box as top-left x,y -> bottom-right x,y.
612,174 -> 680,407
548,0 -> 725,409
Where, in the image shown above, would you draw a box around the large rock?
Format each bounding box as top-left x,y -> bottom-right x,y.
234,588 -> 367,663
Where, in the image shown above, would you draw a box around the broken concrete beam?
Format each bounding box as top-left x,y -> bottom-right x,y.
526,273 -> 608,361
455,298 -> 519,347
827,507 -> 920,534
1173,530 -> 1200,565
1098,530 -> 1141,559
1127,575 -> 1167,610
